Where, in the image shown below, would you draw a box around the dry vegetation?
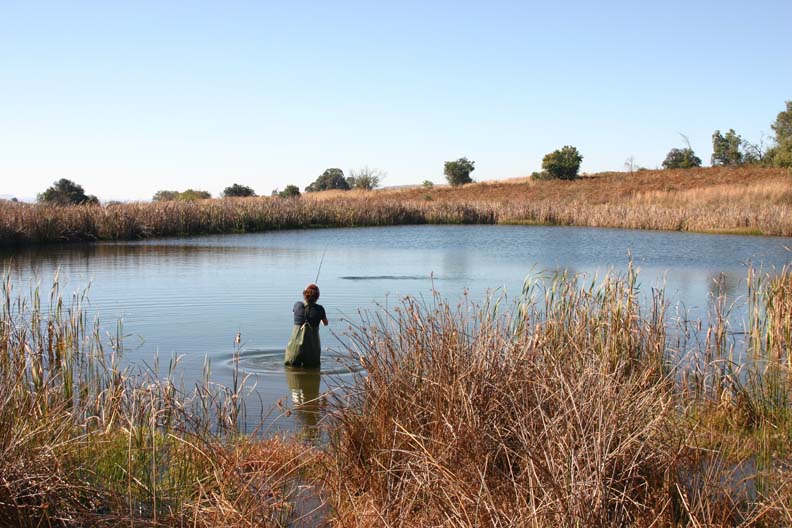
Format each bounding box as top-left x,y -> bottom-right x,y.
2,264 -> 792,526
328,266 -> 792,527
0,275 -> 324,527
2,166 -> 791,246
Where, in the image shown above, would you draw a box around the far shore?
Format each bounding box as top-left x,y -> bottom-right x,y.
2,166 -> 791,247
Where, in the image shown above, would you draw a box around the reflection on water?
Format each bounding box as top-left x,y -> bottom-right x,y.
285,368 -> 322,440
2,224 -> 791,433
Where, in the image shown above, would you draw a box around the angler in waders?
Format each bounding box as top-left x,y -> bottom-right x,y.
284,283 -> 328,368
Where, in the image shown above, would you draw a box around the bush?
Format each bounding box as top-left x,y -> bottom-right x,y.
278,185 -> 301,198
422,180 -> 434,188
152,190 -> 178,202
348,167 -> 385,190
152,189 -> 211,202
662,148 -> 702,169
541,146 -> 583,180
305,168 -> 349,192
38,179 -> 98,206
444,158 -> 475,186
222,183 -> 256,198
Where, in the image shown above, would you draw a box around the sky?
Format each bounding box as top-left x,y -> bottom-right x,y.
1,1 -> 791,201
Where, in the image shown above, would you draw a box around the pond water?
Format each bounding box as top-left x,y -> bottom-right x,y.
2,225 -> 791,434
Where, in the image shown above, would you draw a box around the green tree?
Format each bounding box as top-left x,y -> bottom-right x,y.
152,189 -> 211,202
444,157 -> 475,186
662,148 -> 702,169
711,129 -> 744,165
222,183 -> 256,197
305,168 -> 350,192
541,146 -> 583,180
153,190 -> 179,202
38,178 -> 98,205
278,185 -> 301,198
771,101 -> 792,167
772,101 -> 792,141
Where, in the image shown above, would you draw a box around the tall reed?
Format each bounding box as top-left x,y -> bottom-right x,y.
327,267 -> 792,526
0,272 -> 322,527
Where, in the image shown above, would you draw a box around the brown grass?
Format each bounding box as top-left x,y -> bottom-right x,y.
2,265 -> 792,526
0,275 -> 324,527
326,267 -> 792,527
2,166 -> 791,246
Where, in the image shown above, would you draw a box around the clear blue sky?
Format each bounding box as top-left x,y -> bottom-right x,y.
1,1 -> 790,201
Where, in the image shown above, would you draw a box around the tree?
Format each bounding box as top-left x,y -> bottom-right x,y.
222,183 -> 256,197
772,101 -> 792,142
663,134 -> 702,170
444,157 -> 475,186
38,178 -> 98,205
541,146 -> 583,180
771,101 -> 792,167
305,168 -> 350,192
711,129 -> 744,166
348,166 -> 385,190
153,190 -> 179,202
278,185 -> 301,198
152,189 -> 211,202
662,146 -> 702,169
624,155 -> 637,175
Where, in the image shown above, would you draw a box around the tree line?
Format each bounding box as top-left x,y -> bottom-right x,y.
25,100 -> 792,205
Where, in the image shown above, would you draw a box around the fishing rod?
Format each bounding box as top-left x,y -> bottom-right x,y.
314,246 -> 327,284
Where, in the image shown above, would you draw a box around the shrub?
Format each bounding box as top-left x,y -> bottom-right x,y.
305,168 -> 349,192
662,148 -> 702,169
541,146 -> 583,180
444,157 -> 475,186
348,167 -> 385,190
38,179 -> 98,205
278,185 -> 301,198
222,183 -> 256,197
152,189 -> 211,202
152,190 -> 179,202
422,180 -> 434,188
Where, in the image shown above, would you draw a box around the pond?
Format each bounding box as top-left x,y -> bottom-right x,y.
2,225 -> 791,434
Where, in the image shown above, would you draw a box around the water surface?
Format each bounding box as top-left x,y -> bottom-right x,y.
3,225 -> 790,432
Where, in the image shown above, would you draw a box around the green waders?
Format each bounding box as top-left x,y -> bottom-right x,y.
284,306 -> 322,367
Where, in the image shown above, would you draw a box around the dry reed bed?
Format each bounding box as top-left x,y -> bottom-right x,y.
2,266 -> 792,526
328,268 -> 792,527
0,275 -> 322,527
2,167 -> 791,246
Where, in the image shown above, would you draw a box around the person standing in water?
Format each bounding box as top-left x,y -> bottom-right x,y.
284,284 -> 328,368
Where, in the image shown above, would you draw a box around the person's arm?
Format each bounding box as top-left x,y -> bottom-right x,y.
321,306 -> 328,326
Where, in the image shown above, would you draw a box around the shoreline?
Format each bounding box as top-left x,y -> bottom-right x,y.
2,166 -> 791,247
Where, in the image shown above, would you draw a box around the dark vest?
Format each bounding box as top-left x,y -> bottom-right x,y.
293,301 -> 325,327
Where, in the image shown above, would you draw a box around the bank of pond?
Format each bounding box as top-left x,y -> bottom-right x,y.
3,166 -> 792,246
